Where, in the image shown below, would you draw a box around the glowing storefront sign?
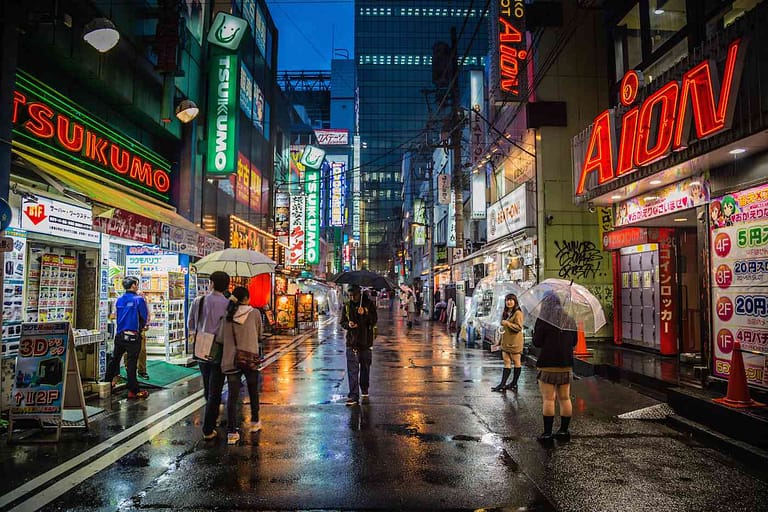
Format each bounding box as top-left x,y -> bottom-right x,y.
330,160 -> 345,226
315,129 -> 349,145
206,53 -> 238,176
11,72 -> 172,201
615,175 -> 709,226
305,168 -> 321,265
207,12 -> 248,50
496,0 -> 527,101
575,39 -> 747,197
486,184 -> 533,242
289,195 -> 306,267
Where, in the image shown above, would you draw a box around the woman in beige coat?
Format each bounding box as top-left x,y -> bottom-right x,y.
491,293 -> 525,392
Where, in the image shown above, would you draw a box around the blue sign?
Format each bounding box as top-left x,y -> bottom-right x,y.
0,198 -> 12,231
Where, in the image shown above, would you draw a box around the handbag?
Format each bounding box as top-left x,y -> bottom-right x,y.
191,296 -> 223,363
490,326 -> 504,352
231,318 -> 260,371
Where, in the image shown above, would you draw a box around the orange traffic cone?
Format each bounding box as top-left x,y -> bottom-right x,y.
713,342 -> 765,408
573,321 -> 591,357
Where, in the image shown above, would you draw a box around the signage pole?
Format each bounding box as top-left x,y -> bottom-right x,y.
450,27 -> 464,258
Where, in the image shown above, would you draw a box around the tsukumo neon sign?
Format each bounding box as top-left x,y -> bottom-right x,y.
576,38 -> 747,196
12,91 -> 171,195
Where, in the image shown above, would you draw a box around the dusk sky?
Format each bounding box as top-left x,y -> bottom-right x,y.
266,0 -> 355,71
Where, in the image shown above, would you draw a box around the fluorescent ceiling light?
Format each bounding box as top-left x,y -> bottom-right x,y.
729,148 -> 747,154
83,18 -> 120,53
650,179 -> 662,185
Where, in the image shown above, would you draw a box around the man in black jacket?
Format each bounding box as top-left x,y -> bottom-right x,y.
340,285 -> 378,405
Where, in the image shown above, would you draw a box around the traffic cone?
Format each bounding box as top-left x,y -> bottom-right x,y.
713,342 -> 765,408
573,321 -> 591,357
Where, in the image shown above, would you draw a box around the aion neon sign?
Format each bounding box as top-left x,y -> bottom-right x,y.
575,39 -> 747,197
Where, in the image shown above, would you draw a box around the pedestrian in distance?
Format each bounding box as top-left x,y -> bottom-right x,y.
219,287 -> 263,444
492,293 -> 525,392
187,271 -> 231,440
340,285 -> 378,406
104,277 -> 150,399
532,294 -> 577,442
405,291 -> 416,329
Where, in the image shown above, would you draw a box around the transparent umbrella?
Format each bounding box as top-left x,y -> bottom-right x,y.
518,278 -> 606,333
193,248 -> 276,277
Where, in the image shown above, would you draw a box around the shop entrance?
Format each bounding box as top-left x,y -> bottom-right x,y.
677,229 -> 702,359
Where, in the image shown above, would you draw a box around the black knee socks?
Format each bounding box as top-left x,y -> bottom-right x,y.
543,415 -> 554,435
511,367 -> 521,386
559,416 -> 571,433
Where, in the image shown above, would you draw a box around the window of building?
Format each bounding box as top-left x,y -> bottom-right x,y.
644,37 -> 687,83
614,4 -> 643,81
648,0 -> 686,53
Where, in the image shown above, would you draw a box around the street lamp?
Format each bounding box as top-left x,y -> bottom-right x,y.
83,18 -> 120,53
175,99 -> 200,123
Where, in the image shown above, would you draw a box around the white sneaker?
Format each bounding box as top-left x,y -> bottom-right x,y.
249,421 -> 262,432
227,431 -> 240,444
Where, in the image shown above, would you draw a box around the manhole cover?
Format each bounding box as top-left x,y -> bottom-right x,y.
618,403 -> 674,420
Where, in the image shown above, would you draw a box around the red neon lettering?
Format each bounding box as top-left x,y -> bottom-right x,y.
25,103 -> 55,138
56,115 -> 84,152
616,107 -> 638,176
635,81 -> 679,166
674,38 -> 745,149
110,145 -> 130,174
498,17 -> 522,43
129,156 -> 152,186
153,170 -> 171,193
85,132 -> 109,165
576,110 -> 615,194
12,92 -> 27,124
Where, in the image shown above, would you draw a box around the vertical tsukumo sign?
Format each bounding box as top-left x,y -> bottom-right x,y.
289,195 -> 306,266
305,168 -> 321,265
206,53 -> 238,176
491,0 -> 527,104
352,136 -> 361,242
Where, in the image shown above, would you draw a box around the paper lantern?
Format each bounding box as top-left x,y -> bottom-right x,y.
249,273 -> 271,308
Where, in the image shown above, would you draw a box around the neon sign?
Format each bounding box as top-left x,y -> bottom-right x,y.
576,39 -> 747,196
497,0 -> 527,100
206,53 -> 238,176
11,72 -> 172,201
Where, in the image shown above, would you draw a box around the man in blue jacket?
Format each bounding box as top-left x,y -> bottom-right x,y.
104,276 -> 150,399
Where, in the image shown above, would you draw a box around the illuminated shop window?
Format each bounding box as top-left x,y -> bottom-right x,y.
648,0 -> 686,53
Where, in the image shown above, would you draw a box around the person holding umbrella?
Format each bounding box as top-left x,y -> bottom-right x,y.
491,293 -> 524,392
340,285 -> 378,405
532,294 -> 577,442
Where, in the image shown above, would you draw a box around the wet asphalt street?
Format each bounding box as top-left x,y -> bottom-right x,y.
3,308 -> 768,511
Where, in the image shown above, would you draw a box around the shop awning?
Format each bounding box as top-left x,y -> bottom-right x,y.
14,150 -> 224,254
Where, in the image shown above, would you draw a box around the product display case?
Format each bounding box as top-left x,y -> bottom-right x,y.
275,294 -> 296,333
140,271 -> 186,361
296,293 -> 315,331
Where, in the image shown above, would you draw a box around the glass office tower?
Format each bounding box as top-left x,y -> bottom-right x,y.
355,2 -> 488,271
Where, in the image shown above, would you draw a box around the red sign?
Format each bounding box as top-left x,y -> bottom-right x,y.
602,227 -> 647,251
12,92 -> 172,196
576,39 -> 747,196
24,204 -> 46,225
658,231 -> 677,355
93,209 -> 161,245
497,0 -> 527,100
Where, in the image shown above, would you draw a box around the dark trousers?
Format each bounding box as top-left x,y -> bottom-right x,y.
106,335 -> 140,394
226,370 -> 260,432
202,363 -> 225,435
346,348 -> 372,400
199,361 -> 212,401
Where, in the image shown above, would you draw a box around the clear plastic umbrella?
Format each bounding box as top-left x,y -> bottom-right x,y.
518,278 -> 606,333
193,248 -> 276,277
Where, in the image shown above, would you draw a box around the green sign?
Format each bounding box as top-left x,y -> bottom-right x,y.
206,53 -> 238,176
207,12 -> 248,50
305,168 -> 321,265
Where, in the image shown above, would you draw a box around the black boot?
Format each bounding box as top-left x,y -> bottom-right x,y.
506,367 -> 522,391
555,416 -> 571,440
537,416 -> 555,442
491,368 -> 511,392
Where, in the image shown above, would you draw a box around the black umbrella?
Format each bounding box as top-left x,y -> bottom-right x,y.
332,270 -> 396,290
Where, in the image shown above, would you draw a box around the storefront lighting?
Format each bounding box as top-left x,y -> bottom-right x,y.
644,196 -> 659,201
729,148 -> 747,155
83,18 -> 120,53
653,8 -> 665,14
175,99 -> 199,123
650,179 -> 662,185
688,181 -> 701,187
611,194 -> 622,200
673,217 -> 687,222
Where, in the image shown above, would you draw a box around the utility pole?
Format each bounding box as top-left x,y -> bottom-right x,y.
450,27 -> 464,255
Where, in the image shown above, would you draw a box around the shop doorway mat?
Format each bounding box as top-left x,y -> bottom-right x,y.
61,405 -> 105,425
121,360 -> 199,389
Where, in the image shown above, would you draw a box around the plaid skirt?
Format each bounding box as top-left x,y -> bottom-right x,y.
537,370 -> 572,385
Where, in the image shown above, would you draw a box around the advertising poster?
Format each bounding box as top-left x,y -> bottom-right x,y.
3,228 -> 27,352
250,167 -> 262,213
22,195 -> 100,243
253,82 -> 265,133
239,63 -> 254,121
616,175 -> 709,226
275,192 -> 290,244
276,295 -> 296,330
10,323 -> 70,417
711,183 -> 768,389
233,153 -> 251,208
330,160 -> 346,226
289,195 -> 306,266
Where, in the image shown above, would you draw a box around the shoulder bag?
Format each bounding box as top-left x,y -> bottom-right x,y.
191,296 -> 222,362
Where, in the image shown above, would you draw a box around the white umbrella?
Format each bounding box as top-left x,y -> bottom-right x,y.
518,278 -> 606,333
193,248 -> 276,277
399,284 -> 414,294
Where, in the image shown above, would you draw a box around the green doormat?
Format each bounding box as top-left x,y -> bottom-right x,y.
121,360 -> 199,388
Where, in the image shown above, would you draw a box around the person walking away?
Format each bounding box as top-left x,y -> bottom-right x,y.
218,287 -> 263,444
533,294 -> 577,442
405,291 -> 416,329
187,271 -> 230,409
341,285 -> 378,405
492,294 -> 525,392
414,287 -> 423,323
104,277 -> 150,399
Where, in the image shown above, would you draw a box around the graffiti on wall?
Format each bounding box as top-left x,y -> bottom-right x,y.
585,284 -> 614,324
554,240 -> 604,280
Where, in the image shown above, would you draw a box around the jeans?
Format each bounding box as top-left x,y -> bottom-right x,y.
346,348 -> 372,400
106,334 -> 141,393
122,333 -> 147,374
202,363 -> 225,435
226,369 -> 260,432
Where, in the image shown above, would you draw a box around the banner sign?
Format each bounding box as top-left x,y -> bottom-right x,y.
22,195 -> 99,243
469,70 -> 486,166
447,191 -> 457,247
315,129 -> 349,145
2,228 -> 27,353
12,72 -> 172,201
413,225 -> 426,246
330,160 -> 345,226
206,53 -> 238,176
491,0 -> 527,103
275,192 -> 290,245
615,175 -> 709,226
352,136 -> 361,242
305,169 -> 321,265
438,174 -> 451,205
229,215 -> 274,256
414,199 -> 426,225
471,170 -> 486,219
574,39 -> 747,198
658,234 -> 677,354
711,183 -> 768,389
486,184 -> 533,242
93,209 -> 161,245
288,195 -> 306,266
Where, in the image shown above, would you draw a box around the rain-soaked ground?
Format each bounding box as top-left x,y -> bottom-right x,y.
3,307 -> 768,511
